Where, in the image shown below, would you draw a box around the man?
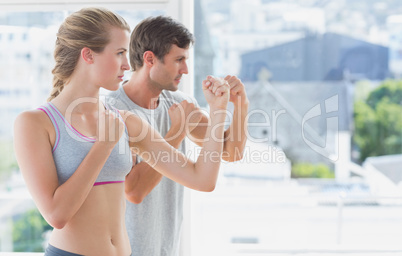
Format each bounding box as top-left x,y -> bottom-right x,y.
107,16 -> 249,256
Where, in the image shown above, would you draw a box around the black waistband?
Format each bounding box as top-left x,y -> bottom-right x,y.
44,244 -> 83,256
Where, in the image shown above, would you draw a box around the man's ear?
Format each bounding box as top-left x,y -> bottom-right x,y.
143,51 -> 155,67
81,47 -> 94,64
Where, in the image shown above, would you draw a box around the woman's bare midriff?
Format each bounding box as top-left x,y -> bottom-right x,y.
49,183 -> 130,256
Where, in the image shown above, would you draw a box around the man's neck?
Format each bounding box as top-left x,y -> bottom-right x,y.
122,73 -> 162,109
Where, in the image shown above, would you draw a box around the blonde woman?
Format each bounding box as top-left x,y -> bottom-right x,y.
13,7 -> 229,256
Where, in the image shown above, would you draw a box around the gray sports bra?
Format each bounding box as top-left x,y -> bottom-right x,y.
38,102 -> 132,186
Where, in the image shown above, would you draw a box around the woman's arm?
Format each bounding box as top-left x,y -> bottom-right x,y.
123,77 -> 230,191
13,109 -> 122,229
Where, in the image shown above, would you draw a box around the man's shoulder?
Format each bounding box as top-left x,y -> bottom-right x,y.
104,87 -> 134,110
161,90 -> 198,105
104,87 -> 123,102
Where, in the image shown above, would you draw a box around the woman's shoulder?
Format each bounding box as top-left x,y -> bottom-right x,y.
14,108 -> 53,133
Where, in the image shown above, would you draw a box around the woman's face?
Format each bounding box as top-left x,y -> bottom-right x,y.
92,27 -> 130,91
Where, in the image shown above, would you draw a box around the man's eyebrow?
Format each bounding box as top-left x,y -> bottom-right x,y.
117,48 -> 128,51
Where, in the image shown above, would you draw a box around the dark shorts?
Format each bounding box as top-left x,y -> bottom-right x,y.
44,244 -> 132,256
44,244 -> 83,256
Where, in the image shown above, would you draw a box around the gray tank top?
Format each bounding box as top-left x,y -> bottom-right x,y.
38,102 -> 132,186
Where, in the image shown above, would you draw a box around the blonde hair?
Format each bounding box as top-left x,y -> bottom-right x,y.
48,7 -> 130,101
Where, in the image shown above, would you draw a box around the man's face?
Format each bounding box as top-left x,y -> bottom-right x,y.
149,44 -> 189,91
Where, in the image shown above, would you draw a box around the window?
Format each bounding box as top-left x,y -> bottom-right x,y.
191,0 -> 402,255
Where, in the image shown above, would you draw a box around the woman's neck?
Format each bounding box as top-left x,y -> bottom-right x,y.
51,80 -> 101,115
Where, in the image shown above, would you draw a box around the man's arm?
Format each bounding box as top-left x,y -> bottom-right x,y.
189,75 -> 249,162
124,129 -> 182,204
125,101 -> 202,204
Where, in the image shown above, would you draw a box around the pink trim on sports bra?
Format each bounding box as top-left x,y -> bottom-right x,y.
93,181 -> 125,186
38,107 -> 60,153
48,102 -> 96,143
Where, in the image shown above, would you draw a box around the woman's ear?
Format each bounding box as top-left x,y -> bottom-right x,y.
143,51 -> 155,67
81,47 -> 94,64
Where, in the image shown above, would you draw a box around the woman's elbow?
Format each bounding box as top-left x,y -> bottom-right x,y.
46,214 -> 68,229
126,192 -> 145,204
197,182 -> 216,192
202,185 -> 216,192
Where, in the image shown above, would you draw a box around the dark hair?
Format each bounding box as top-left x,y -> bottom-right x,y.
48,7 -> 130,101
129,15 -> 195,71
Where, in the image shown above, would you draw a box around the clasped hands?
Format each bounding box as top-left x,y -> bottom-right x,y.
168,75 -> 247,139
